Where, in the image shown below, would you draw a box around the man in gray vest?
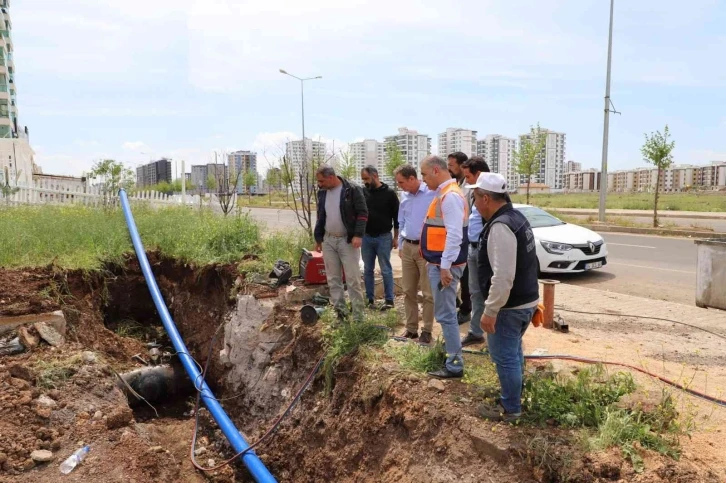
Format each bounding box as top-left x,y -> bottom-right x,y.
467,172 -> 539,422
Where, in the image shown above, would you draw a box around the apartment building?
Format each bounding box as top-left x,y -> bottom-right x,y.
566,161 -> 582,173
438,128 -> 477,159
383,127 -> 431,172
190,163 -> 229,193
519,129 -> 566,190
285,138 -> 326,177
597,162 -> 726,193
136,159 -> 172,188
477,134 -> 518,189
228,150 -> 258,194
564,169 -> 601,192
349,139 -> 385,180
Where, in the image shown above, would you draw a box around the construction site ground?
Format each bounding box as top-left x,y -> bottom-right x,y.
0,256 -> 724,482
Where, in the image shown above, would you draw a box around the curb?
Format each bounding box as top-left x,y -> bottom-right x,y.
582,224 -> 725,239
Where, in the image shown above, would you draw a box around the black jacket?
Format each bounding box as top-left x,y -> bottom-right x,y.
477,203 -> 539,309
363,182 -> 400,236
314,177 -> 368,244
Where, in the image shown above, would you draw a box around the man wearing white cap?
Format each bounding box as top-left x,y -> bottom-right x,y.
466,172 -> 539,422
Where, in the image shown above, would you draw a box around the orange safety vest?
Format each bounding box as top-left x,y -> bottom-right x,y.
420,181 -> 469,266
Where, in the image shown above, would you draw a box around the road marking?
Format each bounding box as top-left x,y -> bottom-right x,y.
608,262 -> 695,274
607,243 -> 656,249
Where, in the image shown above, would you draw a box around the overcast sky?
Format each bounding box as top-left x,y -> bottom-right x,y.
13,0 -> 726,177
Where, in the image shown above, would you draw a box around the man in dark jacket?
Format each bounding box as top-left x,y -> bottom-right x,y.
314,165 -> 368,320
467,172 -> 539,422
360,165 -> 400,308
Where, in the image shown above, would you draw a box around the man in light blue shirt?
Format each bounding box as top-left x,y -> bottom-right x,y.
395,165 -> 437,344
459,157 -> 491,346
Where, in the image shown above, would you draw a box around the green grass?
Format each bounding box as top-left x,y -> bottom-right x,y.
512,192 -> 726,212
321,307 -> 399,394
523,365 -> 691,473
0,205 -> 311,271
385,338 -> 447,373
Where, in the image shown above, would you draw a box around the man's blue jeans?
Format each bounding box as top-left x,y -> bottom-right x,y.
487,307 -> 536,414
361,233 -> 394,302
467,245 -> 485,337
427,264 -> 465,374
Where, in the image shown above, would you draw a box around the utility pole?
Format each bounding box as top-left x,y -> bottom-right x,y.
599,0 -> 616,222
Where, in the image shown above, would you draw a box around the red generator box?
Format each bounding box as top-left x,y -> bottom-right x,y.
299,249 -> 346,285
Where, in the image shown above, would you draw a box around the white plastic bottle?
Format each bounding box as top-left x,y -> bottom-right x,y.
59,446 -> 90,475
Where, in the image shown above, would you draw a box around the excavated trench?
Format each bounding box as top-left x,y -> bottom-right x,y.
3,257 -> 716,483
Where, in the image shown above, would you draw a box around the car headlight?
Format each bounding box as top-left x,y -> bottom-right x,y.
540,240 -> 574,254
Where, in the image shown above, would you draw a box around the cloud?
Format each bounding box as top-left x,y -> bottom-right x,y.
122,141 -> 152,152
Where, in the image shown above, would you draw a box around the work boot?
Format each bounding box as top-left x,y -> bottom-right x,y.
478,403 -> 521,423
367,299 -> 375,308
427,367 -> 463,379
419,331 -> 432,345
461,333 -> 485,347
400,330 -> 418,339
457,311 -> 471,325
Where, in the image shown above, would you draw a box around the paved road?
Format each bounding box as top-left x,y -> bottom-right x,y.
548,233 -> 698,306
245,207 -> 700,306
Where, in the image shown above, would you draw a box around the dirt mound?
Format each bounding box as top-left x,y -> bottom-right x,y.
1,257 -> 722,483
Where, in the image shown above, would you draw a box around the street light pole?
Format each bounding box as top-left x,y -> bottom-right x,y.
279,69 -> 322,162
598,0 -> 615,222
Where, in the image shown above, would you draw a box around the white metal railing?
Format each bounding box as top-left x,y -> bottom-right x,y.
1,181 -> 202,207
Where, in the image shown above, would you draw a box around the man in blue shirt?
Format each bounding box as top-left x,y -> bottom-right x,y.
394,164 -> 437,344
459,156 -> 491,346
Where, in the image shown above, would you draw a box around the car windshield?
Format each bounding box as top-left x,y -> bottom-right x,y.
516,207 -> 566,228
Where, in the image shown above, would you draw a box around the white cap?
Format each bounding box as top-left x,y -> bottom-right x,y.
464,172 -> 507,193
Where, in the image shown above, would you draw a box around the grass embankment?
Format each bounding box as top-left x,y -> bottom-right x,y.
0,205 -> 311,270
511,192 -> 726,212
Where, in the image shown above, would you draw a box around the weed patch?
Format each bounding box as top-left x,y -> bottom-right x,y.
321,308 -> 398,394
385,338 -> 446,373
33,354 -> 84,389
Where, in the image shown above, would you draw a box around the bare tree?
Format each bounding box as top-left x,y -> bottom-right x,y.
212,150 -> 243,216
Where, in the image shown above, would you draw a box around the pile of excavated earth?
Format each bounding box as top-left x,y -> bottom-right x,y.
0,255 -> 722,483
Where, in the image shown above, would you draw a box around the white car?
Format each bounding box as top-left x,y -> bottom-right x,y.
514,204 -> 608,273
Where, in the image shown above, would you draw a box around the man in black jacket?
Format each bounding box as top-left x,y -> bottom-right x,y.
314,165 -> 368,320
360,165 -> 400,308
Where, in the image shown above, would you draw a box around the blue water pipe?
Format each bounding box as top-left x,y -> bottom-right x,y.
118,190 -> 277,483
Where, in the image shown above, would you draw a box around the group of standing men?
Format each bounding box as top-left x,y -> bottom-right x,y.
313,150 -> 540,422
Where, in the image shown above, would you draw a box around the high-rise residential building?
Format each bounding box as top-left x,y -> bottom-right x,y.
189,163 -> 228,193
228,150 -> 258,194
566,160 -> 582,173
477,134 -> 518,189
383,127 -> 431,172
285,138 -> 326,177
438,128 -> 477,159
519,129 -> 566,189
136,159 -> 172,188
349,139 -> 385,181
0,0 -> 37,189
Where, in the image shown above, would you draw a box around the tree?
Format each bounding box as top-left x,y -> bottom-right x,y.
513,123 -> 547,204
641,125 -> 675,227
338,149 -> 358,180
1,166 -> 20,204
280,163 -> 294,204
210,153 -> 243,216
206,174 -> 217,192
243,170 -> 257,203
88,159 -> 135,207
384,141 -> 406,184
265,168 -> 281,205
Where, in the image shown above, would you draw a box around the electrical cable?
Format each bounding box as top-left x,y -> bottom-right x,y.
555,306 -> 726,341
387,334 -> 726,407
